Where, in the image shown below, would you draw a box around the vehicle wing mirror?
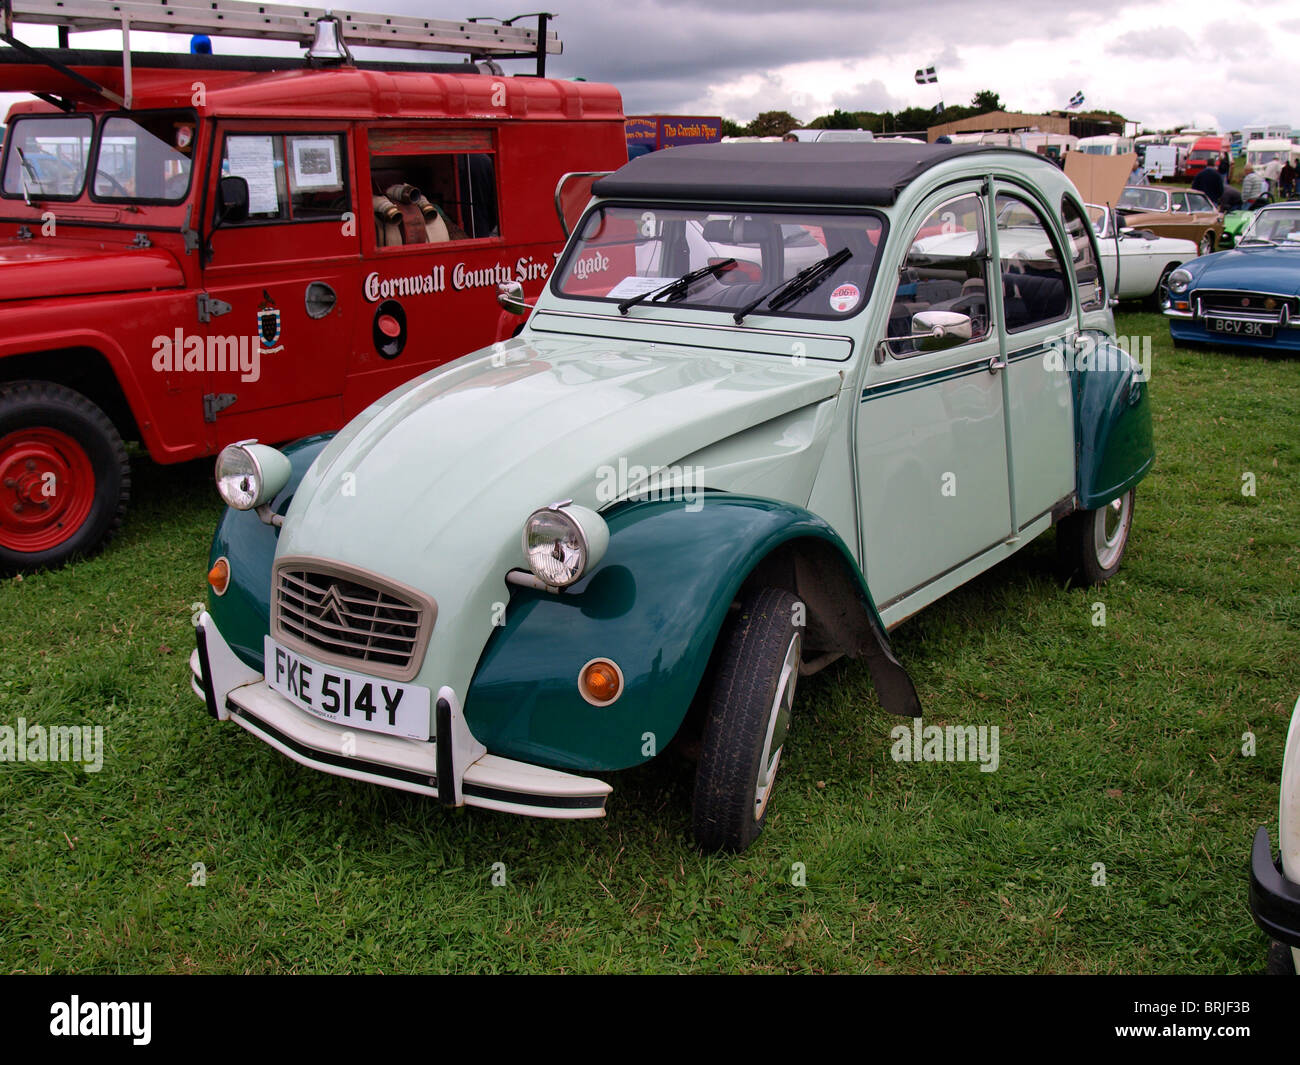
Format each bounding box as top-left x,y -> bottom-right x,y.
700,219 -> 735,242
497,280 -> 532,316
909,310 -> 972,352
216,176 -> 250,225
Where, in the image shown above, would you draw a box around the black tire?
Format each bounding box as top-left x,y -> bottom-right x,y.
692,587 -> 802,853
1057,488 -> 1135,585
0,380 -> 130,574
1266,940 -> 1297,975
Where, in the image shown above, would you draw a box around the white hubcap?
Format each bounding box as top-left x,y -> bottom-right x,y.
1094,491 -> 1131,570
755,632 -> 800,821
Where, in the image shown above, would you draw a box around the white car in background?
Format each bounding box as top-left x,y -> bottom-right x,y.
1087,203 -> 1199,303
912,199 -> 1196,303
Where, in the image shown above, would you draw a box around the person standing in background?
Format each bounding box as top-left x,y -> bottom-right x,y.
1280,159 -> 1297,200
1218,152 -> 1230,177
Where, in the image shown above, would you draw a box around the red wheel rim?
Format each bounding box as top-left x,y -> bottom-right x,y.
0,428 -> 96,553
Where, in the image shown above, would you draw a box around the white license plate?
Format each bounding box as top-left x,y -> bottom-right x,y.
264,637 -> 430,740
1209,317 -> 1274,338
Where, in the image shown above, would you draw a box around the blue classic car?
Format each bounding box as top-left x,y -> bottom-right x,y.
1164,203 -> 1300,352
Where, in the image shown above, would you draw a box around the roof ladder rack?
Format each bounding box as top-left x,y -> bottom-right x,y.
0,1 -> 561,108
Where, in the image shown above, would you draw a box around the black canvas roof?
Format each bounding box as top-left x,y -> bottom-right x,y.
593,141 -> 1034,206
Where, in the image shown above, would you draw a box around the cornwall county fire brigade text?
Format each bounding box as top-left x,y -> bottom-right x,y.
364,256 -> 554,302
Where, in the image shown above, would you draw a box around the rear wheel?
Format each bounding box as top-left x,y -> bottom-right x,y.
0,381 -> 130,573
692,587 -> 802,853
1198,231 -> 1216,255
1057,489 -> 1134,585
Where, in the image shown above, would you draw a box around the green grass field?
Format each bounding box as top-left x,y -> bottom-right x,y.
1,310 -> 1296,973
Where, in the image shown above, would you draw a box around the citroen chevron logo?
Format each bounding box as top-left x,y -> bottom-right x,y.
315,584 -> 347,628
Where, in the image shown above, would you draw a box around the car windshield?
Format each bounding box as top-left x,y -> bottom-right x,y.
1,110 -> 194,204
93,113 -> 194,202
1241,208 -> 1300,244
0,114 -> 92,198
553,204 -> 884,320
1118,187 -> 1167,212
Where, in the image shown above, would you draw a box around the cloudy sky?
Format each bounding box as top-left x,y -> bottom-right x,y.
2,0 -> 1297,133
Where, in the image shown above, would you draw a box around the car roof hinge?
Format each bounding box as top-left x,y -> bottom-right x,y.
203,392 -> 237,422
197,292 -> 232,323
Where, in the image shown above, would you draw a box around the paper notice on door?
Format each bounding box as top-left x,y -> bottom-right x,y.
226,135 -> 279,215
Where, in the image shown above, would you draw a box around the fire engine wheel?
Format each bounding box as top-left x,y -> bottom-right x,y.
692,586 -> 802,853
0,381 -> 130,573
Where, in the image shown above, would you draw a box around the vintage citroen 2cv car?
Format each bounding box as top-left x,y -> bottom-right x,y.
191,143 -> 1154,852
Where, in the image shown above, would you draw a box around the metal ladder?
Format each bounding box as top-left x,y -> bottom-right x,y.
1,0 -> 561,107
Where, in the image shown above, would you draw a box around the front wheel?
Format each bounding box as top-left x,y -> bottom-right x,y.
1151,264 -> 1178,309
1199,231 -> 1216,256
692,587 -> 802,853
1057,488 -> 1135,585
0,381 -> 130,574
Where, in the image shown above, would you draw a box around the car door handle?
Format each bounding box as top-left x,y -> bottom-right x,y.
988,357 -> 1007,374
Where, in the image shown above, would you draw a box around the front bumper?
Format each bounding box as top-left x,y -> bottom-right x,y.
1249,826 -> 1300,949
1165,291 -> 1300,350
190,611 -> 611,819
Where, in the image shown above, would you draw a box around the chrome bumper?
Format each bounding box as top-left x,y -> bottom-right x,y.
190,611 -> 611,819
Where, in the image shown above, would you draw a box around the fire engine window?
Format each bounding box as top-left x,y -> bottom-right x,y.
92,111 -> 196,203
218,133 -> 350,224
1,114 -> 93,200
368,149 -> 499,248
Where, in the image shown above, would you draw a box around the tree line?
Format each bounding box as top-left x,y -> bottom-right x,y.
720,91 -> 1121,138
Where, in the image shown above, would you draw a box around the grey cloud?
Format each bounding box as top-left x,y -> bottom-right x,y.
1108,26 -> 1195,59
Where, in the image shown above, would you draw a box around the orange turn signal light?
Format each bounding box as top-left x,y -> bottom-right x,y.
207,557 -> 230,597
578,658 -> 623,706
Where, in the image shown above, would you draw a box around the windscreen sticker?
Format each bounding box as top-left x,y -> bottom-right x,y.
829,283 -> 860,312
605,276 -> 668,300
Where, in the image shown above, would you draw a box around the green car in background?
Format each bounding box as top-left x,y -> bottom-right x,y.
191,143 -> 1153,852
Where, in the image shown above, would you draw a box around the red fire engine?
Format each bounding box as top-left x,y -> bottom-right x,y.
0,0 -> 625,571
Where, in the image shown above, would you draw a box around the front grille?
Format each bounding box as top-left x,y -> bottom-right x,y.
271,558 -> 436,682
1197,290 -> 1299,323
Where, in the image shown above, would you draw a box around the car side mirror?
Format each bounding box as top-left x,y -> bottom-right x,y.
497,280 -> 532,316
910,310 -> 973,352
216,176 -> 249,225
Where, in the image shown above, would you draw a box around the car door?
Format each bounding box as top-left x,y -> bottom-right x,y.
993,187 -> 1077,531
856,185 -> 1013,612
201,122 -> 359,440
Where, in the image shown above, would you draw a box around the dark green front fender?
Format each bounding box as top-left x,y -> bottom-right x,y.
464,495 -> 920,773
207,434 -> 335,669
1073,335 -> 1155,510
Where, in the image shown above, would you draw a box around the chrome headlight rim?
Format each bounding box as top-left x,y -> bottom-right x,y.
215,439 -> 266,511
1167,268 -> 1193,295
521,500 -> 609,589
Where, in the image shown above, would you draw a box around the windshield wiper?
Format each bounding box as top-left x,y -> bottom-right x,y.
15,147 -> 42,207
617,258 -> 737,315
733,247 -> 852,324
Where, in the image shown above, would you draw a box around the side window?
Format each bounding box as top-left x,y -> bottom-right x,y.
1061,196 -> 1105,311
887,193 -> 990,358
995,193 -> 1070,333
367,129 -> 500,249
219,132 -> 349,223
1170,192 -> 1188,213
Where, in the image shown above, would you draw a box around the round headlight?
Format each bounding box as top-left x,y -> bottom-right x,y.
215,441 -> 291,511
522,501 -> 609,588
1167,268 -> 1192,295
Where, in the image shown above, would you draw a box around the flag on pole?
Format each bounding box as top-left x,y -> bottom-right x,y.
915,65 -> 938,84
1068,91 -> 1085,110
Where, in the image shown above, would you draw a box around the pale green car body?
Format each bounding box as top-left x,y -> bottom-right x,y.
193,143 -> 1152,839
